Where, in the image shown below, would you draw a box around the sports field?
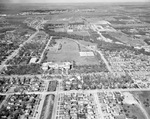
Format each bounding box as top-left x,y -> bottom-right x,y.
46,38 -> 99,65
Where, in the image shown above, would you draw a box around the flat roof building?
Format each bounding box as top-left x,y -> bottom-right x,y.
29,57 -> 37,64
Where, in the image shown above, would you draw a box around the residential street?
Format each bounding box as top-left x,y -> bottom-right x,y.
0,29 -> 40,72
1,87 -> 150,96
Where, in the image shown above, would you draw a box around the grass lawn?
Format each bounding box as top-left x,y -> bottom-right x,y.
40,95 -> 54,119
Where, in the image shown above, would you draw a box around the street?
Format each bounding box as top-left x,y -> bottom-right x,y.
0,29 -> 40,72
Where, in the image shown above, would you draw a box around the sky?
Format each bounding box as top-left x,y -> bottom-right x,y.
0,0 -> 149,3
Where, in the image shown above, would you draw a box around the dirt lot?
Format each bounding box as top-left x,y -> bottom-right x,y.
46,38 -> 99,65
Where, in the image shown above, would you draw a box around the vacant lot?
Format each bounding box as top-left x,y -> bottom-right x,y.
107,31 -> 145,46
122,103 -> 146,119
132,91 -> 150,119
46,39 -> 99,65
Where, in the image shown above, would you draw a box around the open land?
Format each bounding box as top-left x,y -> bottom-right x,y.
132,91 -> 150,118
46,38 -> 99,65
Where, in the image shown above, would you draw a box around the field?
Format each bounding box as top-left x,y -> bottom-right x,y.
46,38 -> 99,65
68,31 -> 90,36
122,103 -> 146,119
106,31 -> 145,46
101,32 -> 124,44
78,40 -> 97,51
78,40 -> 97,47
132,91 -> 150,118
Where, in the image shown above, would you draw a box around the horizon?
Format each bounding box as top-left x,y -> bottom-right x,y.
0,0 -> 149,3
